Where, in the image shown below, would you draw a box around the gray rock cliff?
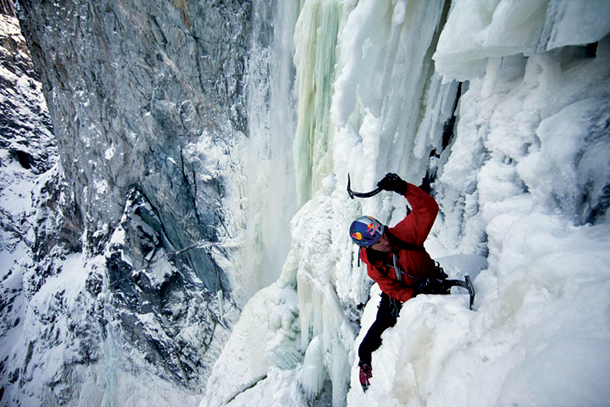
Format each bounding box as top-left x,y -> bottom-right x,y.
17,0 -> 251,290
1,1 -> 254,404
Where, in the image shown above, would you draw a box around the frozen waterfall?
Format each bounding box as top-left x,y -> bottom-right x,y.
205,0 -> 610,406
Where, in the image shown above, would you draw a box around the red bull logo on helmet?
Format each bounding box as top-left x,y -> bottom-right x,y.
366,221 -> 380,235
352,221 -> 378,242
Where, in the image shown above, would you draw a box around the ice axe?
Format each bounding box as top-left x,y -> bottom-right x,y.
347,174 -> 383,199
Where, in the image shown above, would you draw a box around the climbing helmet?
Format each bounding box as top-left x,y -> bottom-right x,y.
350,216 -> 384,247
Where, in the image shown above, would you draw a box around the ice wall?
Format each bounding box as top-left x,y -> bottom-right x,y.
351,0 -> 610,405
292,0 -> 341,205
205,0 -> 455,405
206,0 -> 610,406
434,0 -> 610,80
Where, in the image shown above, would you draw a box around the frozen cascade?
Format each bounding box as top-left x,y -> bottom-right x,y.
237,0 -> 301,301
292,0 -> 342,205
99,266 -> 118,407
206,1 -> 610,407
205,0 -> 455,406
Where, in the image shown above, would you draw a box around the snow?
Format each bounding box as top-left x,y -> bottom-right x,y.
220,367 -> 308,407
33,253 -> 88,308
348,217 -> 610,407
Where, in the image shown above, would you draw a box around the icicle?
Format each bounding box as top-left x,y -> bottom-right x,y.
301,335 -> 327,398
217,289 -> 224,319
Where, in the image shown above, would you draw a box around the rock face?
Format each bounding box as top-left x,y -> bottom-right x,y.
0,10 -> 57,274
17,0 -> 250,290
0,11 -> 54,177
1,1 -> 253,404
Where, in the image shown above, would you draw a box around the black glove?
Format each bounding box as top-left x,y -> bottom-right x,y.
377,173 -> 408,195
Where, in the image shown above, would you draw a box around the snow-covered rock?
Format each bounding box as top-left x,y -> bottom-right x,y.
2,3 -> 245,404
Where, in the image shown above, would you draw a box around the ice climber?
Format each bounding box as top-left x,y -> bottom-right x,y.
349,173 -> 473,392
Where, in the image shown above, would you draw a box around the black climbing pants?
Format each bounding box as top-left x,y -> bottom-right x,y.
358,278 -> 466,365
358,293 -> 402,366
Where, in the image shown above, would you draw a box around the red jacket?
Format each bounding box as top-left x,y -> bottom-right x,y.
359,183 -> 439,302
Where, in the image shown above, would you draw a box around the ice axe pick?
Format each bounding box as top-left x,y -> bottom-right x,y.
347,174 -> 383,199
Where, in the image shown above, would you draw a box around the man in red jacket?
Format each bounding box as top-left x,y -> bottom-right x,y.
350,173 -> 471,392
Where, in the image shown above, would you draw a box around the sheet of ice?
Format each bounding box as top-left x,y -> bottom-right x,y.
331,0 -> 448,186
434,0 -> 548,80
346,16 -> 610,407
434,0 -> 610,81
207,0 -> 457,405
540,0 -> 610,51
75,363 -> 203,407
208,0 -> 610,406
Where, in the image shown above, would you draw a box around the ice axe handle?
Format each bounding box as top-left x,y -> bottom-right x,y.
347,174 -> 383,199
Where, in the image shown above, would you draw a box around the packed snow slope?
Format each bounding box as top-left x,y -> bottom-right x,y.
203,1 -> 610,407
